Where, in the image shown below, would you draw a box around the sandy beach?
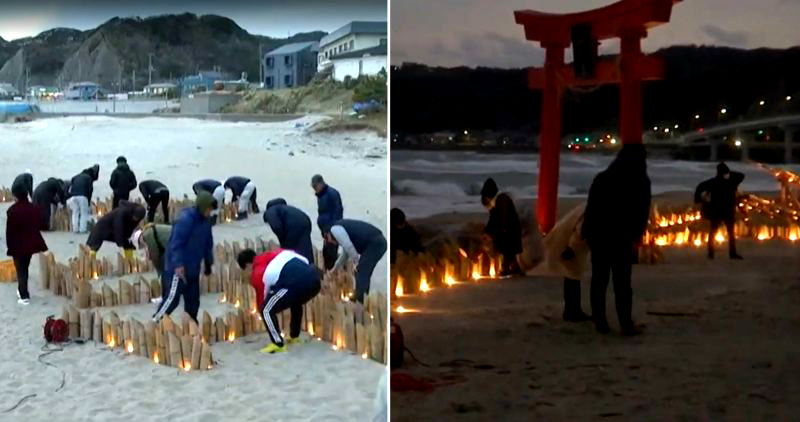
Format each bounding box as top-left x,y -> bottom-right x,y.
0,114 -> 387,421
390,200 -> 800,421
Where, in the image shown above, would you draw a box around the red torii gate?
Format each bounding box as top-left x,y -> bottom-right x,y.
514,0 -> 682,232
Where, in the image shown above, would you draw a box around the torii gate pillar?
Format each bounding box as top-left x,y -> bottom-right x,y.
515,0 -> 681,232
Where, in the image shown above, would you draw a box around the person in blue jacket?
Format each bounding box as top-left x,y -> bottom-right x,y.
263,198 -> 314,264
152,192 -> 217,323
311,174 -> 343,270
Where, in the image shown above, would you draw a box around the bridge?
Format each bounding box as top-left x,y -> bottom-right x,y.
676,114 -> 800,163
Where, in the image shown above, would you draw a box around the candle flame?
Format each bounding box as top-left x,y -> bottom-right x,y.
92,271 -> 99,280
183,361 -> 191,372
395,276 -> 404,297
153,352 -> 159,364
307,323 -> 315,336
459,248 -> 468,258
419,273 -> 430,292
234,300 -> 240,308
361,353 -> 368,359
228,332 -> 235,342
220,295 -> 227,303
126,341 -> 134,353
471,263 -> 480,280
488,260 -> 496,278
444,274 -> 456,286
332,344 -> 339,351
395,305 -> 407,313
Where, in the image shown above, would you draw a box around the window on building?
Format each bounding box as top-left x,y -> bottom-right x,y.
265,76 -> 273,87
266,57 -> 274,67
380,38 -> 387,45
285,55 -> 292,66
350,40 -> 355,50
284,75 -> 293,87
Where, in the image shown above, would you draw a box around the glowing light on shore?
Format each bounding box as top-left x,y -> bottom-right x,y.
395,276 -> 404,297
419,274 -> 430,292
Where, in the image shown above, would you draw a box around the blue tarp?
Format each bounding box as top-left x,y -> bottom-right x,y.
353,100 -> 381,113
0,102 -> 40,121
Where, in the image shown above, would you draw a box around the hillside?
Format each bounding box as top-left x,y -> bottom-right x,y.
0,14 -> 325,90
391,46 -> 800,135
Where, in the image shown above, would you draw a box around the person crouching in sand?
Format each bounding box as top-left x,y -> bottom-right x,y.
86,200 -> 146,260
6,183 -> 48,305
480,178 -> 523,277
131,223 -> 172,304
237,248 -> 321,354
582,144 -> 650,336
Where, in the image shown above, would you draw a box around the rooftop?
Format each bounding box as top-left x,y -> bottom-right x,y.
330,44 -> 387,61
266,41 -> 319,56
320,21 -> 387,47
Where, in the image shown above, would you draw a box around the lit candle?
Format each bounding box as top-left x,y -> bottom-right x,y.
395,276 -> 404,297
419,274 -> 430,292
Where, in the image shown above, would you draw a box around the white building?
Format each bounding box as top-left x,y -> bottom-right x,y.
330,45 -> 387,82
318,21 -> 387,72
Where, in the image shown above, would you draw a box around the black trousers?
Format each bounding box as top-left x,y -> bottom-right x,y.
589,245 -> 634,329
250,188 -> 259,213
708,218 -> 737,256
13,255 -> 32,300
112,190 -> 130,209
153,272 -> 200,323
283,228 -> 314,266
260,260 -> 321,346
145,190 -> 170,223
563,277 -> 584,315
355,235 -> 387,303
323,242 -> 338,270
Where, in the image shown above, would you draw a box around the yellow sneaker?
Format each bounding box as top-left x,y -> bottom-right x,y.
260,343 -> 287,354
287,337 -> 307,346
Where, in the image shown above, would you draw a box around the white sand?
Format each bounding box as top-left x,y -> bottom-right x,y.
0,115 -> 387,421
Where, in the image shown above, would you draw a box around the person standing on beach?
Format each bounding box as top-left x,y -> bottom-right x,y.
582,144 -> 650,336
6,182 -> 48,305
390,208 -> 424,264
192,179 -> 225,224
86,200 -> 146,259
541,203 -> 591,322
224,176 -> 259,220
152,192 -> 216,324
694,162 -> 745,260
67,164 -> 99,234
480,178 -> 523,277
11,170 -> 33,201
263,198 -> 314,264
33,178 -> 68,231
236,248 -> 321,354
325,219 -> 386,303
109,156 -> 137,209
139,180 -> 171,223
312,174 -> 343,270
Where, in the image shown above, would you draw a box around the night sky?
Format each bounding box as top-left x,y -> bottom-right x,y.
392,0 -> 800,68
0,0 -> 386,40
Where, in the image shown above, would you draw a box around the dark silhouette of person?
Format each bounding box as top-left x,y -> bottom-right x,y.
480,178 -> 522,276
390,208 -> 423,264
582,144 -> 651,336
694,162 -> 745,260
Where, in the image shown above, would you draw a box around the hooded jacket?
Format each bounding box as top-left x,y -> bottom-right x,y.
484,192 -> 522,256
315,184 -> 343,232
69,165 -> 100,199
6,197 -> 48,257
141,224 -> 172,270
12,172 -> 33,200
694,163 -> 745,221
164,206 -> 214,279
86,200 -> 146,251
224,176 -> 251,198
110,163 -> 137,194
263,199 -> 313,259
249,248 -> 309,309
139,180 -> 168,201
33,178 -> 67,206
192,179 -> 221,195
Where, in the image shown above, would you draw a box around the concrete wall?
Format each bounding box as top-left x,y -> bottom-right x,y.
180,93 -> 240,114
332,55 -> 387,81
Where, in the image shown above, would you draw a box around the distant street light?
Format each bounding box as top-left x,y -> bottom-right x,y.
759,100 -> 765,106
787,96 -> 793,101
664,128 -> 670,133
720,108 -> 727,114
674,124 -> 679,129
694,114 -> 700,119
653,126 -> 658,131
734,140 -> 742,147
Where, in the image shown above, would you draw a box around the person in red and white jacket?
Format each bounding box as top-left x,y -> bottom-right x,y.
237,248 -> 321,353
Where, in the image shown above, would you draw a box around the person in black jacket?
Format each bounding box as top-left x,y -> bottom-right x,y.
325,219 -> 386,303
312,174 -> 344,270
192,179 -> 224,224
67,164 -> 99,233
694,162 -> 745,260
263,198 -> 314,264
11,170 -> 33,201
139,180 -> 170,223
109,156 -> 137,209
33,178 -> 68,231
86,200 -> 146,258
224,176 -> 259,220
480,178 -> 523,277
390,208 -> 423,264
582,144 -> 651,336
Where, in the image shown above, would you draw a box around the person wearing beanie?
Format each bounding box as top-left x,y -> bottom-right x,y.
110,156 -> 137,209
479,177 -> 523,277
236,247 -> 321,354
152,191 -> 216,323
695,162 -> 745,260
32,178 -> 68,231
263,198 -> 314,264
582,144 -> 651,336
139,180 -> 171,223
11,170 -> 33,201
6,184 -> 48,305
192,179 -> 225,224
67,164 -> 100,233
311,174 -> 344,270
86,200 -> 146,258
223,176 -> 259,220
324,219 -> 386,303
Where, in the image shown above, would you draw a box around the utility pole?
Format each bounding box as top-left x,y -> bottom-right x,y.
132,69 -> 136,92
258,43 -> 263,86
25,66 -> 30,95
148,53 -> 154,87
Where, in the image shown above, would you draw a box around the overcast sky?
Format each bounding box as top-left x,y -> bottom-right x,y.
0,0 -> 386,40
392,0 -> 800,68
